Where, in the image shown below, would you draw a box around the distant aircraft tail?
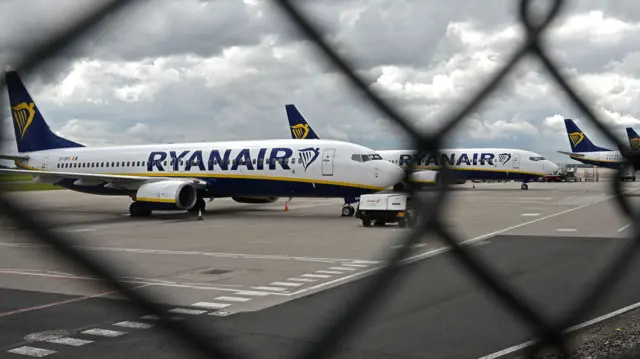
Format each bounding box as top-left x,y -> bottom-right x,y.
563,119 -> 610,152
285,104 -> 320,140
5,71 -> 84,153
627,127 -> 640,151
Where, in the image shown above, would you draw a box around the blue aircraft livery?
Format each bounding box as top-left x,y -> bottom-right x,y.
145,147 -> 316,172
396,151 -> 513,168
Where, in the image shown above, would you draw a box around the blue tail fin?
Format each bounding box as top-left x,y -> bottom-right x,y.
627,127 -> 640,151
563,119 -> 610,152
6,71 -> 84,153
285,104 -> 319,139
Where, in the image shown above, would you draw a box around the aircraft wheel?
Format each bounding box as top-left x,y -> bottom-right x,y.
342,205 -> 355,217
521,183 -> 528,190
361,217 -> 372,227
130,202 -> 151,217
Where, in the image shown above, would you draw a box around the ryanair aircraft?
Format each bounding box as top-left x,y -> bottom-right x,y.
0,71 -> 405,217
285,104 -> 558,193
557,119 -> 626,170
626,127 -> 640,152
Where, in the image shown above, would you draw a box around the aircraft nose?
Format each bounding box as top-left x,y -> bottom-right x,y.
380,161 -> 405,187
546,161 -> 559,174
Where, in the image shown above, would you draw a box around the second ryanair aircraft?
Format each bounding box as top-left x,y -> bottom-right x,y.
284,104 -> 558,194
0,71 -> 405,217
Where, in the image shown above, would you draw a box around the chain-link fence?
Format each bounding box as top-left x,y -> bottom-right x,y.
2,0 -> 640,358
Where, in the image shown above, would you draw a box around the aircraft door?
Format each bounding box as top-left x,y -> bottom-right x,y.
41,156 -> 49,170
512,153 -> 520,169
322,148 -> 335,176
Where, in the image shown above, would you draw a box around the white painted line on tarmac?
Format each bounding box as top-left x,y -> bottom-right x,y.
270,282 -> 303,287
215,296 -> 251,302
287,278 -> 316,282
341,263 -> 368,267
286,186 -> 640,297
330,267 -> 356,271
302,274 -> 331,278
521,213 -> 540,217
45,337 -> 93,346
234,290 -> 271,296
618,223 -> 631,232
167,308 -> 208,315
557,228 -> 577,232
113,321 -> 153,329
191,302 -> 231,309
7,346 -> 56,357
141,314 -> 160,320
81,328 -> 126,337
477,300 -> 640,359
252,286 -> 287,292
316,270 -> 342,274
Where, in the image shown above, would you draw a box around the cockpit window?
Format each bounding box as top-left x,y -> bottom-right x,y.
351,153 -> 384,162
529,156 -> 545,161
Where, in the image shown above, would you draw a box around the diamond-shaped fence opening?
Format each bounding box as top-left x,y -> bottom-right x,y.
1,0 -> 640,358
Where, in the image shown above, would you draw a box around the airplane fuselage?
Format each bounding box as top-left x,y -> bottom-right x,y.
14,139 -> 404,199
376,148 -> 557,182
565,151 -> 624,170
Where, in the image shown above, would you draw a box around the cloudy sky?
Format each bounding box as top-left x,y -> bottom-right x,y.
1,0 -> 640,164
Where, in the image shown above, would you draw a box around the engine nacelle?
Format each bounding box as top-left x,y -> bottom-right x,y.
408,170 -> 439,185
135,180 -> 198,211
232,196 -> 279,204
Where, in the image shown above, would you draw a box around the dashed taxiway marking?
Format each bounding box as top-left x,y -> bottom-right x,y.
113,321 -> 153,329
252,286 -> 287,292
521,213 -> 540,217
192,302 -> 232,309
270,282 -> 303,287
316,270 -> 343,274
557,228 -> 577,232
287,278 -> 315,282
215,296 -> 251,302
234,290 -> 271,296
167,308 -> 207,315
7,346 -> 56,357
44,337 -> 93,346
302,274 -> 331,278
81,328 -> 126,337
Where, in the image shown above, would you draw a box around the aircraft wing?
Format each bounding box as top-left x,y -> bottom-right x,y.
0,154 -> 29,161
0,168 -> 207,188
557,150 -> 585,158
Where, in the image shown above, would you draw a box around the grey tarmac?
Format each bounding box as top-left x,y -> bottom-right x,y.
1,180 -> 639,358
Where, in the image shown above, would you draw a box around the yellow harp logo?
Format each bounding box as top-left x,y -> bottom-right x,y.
12,102 -> 36,140
290,123 -> 310,139
568,131 -> 584,148
631,138 -> 640,150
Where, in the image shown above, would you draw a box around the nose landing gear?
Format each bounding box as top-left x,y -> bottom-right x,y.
521,182 -> 529,190
341,196 -> 359,217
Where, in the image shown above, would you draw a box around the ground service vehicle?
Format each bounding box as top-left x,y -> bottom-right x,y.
356,193 -> 417,228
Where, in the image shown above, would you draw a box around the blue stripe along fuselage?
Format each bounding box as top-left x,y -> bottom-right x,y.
53,177 -> 381,198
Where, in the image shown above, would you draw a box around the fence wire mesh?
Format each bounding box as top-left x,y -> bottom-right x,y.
1,0 -> 639,358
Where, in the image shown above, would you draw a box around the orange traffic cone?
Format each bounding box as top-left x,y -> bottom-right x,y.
284,200 -> 289,211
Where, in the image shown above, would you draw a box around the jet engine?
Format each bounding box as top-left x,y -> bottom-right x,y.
232,196 -> 279,204
135,180 -> 198,210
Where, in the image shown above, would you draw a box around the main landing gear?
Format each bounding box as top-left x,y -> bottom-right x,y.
188,197 -> 206,214
341,196 -> 358,217
521,182 -> 529,190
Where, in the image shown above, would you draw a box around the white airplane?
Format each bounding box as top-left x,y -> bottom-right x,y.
285,104 -> 559,194
557,119 -> 625,169
0,71 -> 405,217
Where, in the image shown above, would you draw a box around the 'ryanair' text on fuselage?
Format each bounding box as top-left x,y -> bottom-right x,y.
397,152 -> 512,167
145,147 -> 321,172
